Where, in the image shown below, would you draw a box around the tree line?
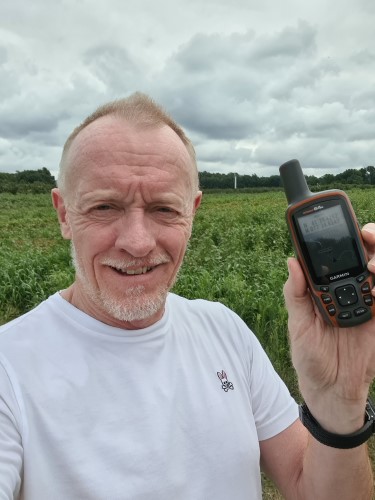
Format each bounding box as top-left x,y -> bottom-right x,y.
0,168 -> 56,194
199,166 -> 375,190
0,166 -> 374,194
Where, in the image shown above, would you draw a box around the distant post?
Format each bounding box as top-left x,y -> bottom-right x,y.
367,166 -> 375,185
234,173 -> 237,189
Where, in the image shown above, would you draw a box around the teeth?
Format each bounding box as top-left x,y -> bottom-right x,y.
114,266 -> 151,275
126,267 -> 148,275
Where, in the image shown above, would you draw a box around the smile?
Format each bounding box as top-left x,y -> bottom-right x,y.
111,266 -> 154,275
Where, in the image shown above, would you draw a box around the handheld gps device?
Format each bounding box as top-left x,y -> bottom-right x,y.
279,159 -> 374,328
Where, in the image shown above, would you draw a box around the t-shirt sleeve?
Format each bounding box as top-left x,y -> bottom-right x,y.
0,356 -> 23,499
247,333 -> 299,441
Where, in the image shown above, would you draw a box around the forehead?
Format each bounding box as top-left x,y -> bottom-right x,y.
65,116 -> 193,182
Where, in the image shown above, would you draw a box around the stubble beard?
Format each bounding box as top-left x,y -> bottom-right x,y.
70,243 -> 173,324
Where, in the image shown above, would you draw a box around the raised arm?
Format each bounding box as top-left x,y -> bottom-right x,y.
261,223 -> 375,499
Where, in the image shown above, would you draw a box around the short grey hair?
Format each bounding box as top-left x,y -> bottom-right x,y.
58,92 -> 199,195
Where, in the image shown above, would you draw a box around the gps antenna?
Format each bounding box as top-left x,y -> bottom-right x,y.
279,159 -> 312,205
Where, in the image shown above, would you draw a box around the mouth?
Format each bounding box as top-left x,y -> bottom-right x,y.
101,256 -> 169,278
110,265 -> 154,276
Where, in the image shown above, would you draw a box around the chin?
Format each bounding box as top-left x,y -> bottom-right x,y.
99,287 -> 168,324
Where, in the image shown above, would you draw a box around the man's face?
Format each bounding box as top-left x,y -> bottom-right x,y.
52,116 -> 201,329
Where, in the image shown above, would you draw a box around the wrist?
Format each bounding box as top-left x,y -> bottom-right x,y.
299,385 -> 370,434
299,398 -> 375,449
305,401 -> 366,434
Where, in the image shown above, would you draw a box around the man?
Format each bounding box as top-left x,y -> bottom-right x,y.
0,92 -> 374,499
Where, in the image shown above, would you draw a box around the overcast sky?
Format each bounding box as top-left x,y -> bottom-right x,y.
1,0 -> 374,179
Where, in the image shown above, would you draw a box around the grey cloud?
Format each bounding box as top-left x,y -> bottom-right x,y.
0,47 -> 107,144
166,92 -> 258,140
254,134 -> 375,173
1,3 -> 374,176
173,21 -> 316,73
148,18 -> 374,177
350,49 -> 375,66
0,46 -> 7,64
83,45 -> 142,94
0,135 -> 60,173
153,22 -> 323,141
196,140 -> 251,164
245,21 -> 316,62
0,114 -> 62,140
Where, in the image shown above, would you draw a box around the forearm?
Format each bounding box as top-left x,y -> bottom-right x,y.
282,246 -> 375,499
296,435 -> 374,500
294,389 -> 374,498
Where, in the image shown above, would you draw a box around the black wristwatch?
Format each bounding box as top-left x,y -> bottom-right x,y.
299,398 -> 375,449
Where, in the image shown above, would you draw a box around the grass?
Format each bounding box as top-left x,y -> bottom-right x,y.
0,190 -> 374,497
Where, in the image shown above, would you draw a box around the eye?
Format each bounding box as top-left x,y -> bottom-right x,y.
89,204 -> 119,217
151,205 -> 181,221
155,206 -> 181,218
157,206 -> 175,213
94,204 -> 113,211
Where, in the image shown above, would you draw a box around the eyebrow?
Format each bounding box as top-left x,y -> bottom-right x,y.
80,190 -> 124,203
79,190 -> 185,207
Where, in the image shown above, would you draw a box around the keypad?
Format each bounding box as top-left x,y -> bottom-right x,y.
335,285 -> 358,306
319,279 -> 373,322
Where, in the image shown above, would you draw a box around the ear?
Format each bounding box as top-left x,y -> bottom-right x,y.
193,191 -> 202,214
51,188 -> 72,240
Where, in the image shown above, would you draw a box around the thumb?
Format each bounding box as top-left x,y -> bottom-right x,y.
283,257 -> 316,330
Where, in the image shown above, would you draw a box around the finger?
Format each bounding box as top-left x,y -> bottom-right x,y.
361,223 -> 375,269
361,222 -> 375,243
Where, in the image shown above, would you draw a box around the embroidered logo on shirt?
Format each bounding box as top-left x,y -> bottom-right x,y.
217,370 -> 234,392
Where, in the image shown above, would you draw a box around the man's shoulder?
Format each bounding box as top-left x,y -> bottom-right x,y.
166,293 -> 261,368
167,293 -> 248,331
0,294 -> 58,341
168,292 -> 232,315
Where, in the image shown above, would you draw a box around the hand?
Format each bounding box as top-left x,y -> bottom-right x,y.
283,223 -> 375,433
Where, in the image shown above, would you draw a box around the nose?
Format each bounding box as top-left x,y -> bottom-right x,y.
114,211 -> 157,257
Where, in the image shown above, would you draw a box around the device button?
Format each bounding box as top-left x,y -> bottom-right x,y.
361,282 -> 371,294
320,286 -> 330,292
321,294 -> 332,304
356,275 -> 366,283
338,311 -> 352,320
326,304 -> 336,316
364,294 -> 373,306
335,285 -> 358,306
354,307 -> 367,317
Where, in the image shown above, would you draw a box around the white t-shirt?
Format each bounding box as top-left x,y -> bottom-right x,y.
0,292 -> 298,500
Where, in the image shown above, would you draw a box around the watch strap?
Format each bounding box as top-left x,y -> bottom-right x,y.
299,398 -> 375,449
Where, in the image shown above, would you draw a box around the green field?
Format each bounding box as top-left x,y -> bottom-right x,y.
0,190 -> 374,496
